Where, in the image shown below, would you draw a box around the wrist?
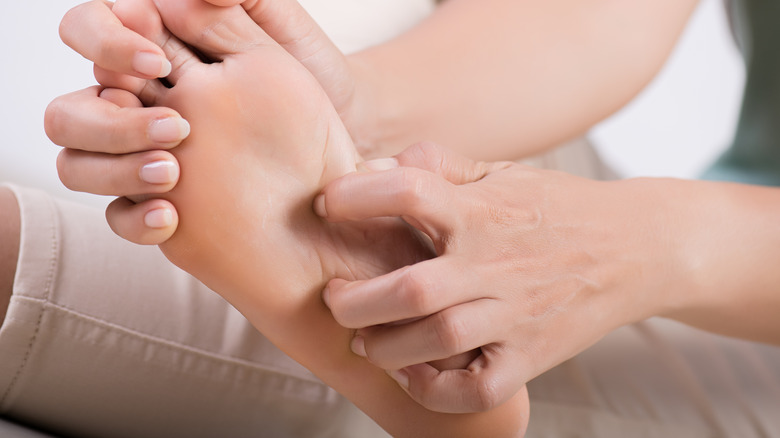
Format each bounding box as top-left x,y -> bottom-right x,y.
607,178 -> 705,322
663,180 -> 780,340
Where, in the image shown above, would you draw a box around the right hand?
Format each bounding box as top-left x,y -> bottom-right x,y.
46,0 -> 360,244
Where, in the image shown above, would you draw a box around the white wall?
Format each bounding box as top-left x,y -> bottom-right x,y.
592,0 -> 745,179
0,0 -> 744,209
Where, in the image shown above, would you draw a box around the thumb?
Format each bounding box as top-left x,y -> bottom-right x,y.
392,142 -> 502,186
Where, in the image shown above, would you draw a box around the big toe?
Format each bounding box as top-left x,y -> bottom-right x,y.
152,0 -> 275,61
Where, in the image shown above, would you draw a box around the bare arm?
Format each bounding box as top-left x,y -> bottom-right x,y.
349,0 -> 701,160
662,179 -> 780,345
317,143 -> 780,413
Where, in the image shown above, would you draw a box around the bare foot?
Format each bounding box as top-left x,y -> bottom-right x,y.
0,187 -> 20,327
111,0 -> 529,436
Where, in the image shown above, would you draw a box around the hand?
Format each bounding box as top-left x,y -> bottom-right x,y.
316,142 -> 691,412
81,1 -> 529,434
46,0 -> 363,244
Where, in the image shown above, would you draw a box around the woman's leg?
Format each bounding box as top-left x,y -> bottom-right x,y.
526,313 -> 780,438
0,187 -> 20,327
0,184 -> 386,438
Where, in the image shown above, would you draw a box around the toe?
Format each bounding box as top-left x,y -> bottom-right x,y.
112,0 -> 199,88
151,0 -> 277,60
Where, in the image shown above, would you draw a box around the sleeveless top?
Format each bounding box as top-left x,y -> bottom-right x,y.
703,0 -> 780,185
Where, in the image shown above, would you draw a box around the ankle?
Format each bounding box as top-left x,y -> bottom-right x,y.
0,187 -> 20,326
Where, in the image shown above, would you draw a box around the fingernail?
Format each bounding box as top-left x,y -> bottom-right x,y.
148,117 -> 190,145
322,286 -> 331,308
388,369 -> 409,390
313,194 -> 327,217
144,208 -> 174,228
140,160 -> 177,184
351,335 -> 367,358
357,157 -> 399,172
133,51 -> 172,78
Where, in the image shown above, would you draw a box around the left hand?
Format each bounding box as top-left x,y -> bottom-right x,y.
316,142 -> 694,412
48,0 -> 365,245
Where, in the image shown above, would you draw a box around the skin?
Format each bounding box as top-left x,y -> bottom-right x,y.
71,0 -> 530,436
0,188 -> 20,327
48,0 -> 700,244
317,142 -> 780,412
42,0 -> 703,416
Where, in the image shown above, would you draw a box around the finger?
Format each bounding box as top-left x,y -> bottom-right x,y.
150,0 -> 277,60
94,64 -> 168,99
390,349 -> 523,413
203,0 -> 242,6
98,87 -> 143,108
60,0 -> 171,78
111,0 -> 199,89
45,86 -> 190,153
357,299 -> 505,370
326,257 -> 480,329
57,148 -> 179,196
106,197 -> 178,245
315,166 -> 455,239
394,141 -> 510,185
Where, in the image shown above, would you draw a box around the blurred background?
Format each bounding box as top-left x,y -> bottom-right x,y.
0,0 -> 744,208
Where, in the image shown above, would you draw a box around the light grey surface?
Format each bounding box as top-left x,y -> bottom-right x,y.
0,418 -> 57,438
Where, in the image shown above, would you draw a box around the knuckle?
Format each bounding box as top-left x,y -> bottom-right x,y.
471,376 -> 502,412
407,141 -> 445,167
395,169 -> 428,208
400,268 -> 436,315
428,311 -> 467,357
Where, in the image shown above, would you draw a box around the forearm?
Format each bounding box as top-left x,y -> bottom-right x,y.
349,0 -> 698,161
662,179 -> 780,344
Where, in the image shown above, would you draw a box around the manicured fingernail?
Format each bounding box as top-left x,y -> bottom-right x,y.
313,194 -> 327,217
133,51 -> 172,78
351,336 -> 367,358
148,117 -> 190,145
140,160 -> 177,184
144,208 -> 173,228
357,158 -> 399,172
322,286 -> 331,308
388,369 -> 409,390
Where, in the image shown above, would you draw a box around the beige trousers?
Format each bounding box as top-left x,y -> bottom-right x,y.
1,141 -> 779,437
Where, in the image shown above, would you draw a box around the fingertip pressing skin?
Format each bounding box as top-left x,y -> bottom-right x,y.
132,51 -> 173,78
202,0 -> 243,6
106,197 -> 178,245
60,0 -> 169,79
313,194 -> 327,218
139,159 -> 179,185
147,117 -> 191,145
